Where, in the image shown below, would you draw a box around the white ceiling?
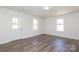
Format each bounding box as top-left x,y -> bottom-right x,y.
2,6 -> 79,18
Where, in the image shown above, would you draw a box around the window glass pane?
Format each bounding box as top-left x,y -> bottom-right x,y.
12,18 -> 19,30
57,25 -> 64,31
33,25 -> 38,31
12,18 -> 19,24
33,19 -> 38,25
12,24 -> 18,29
57,19 -> 64,32
33,18 -> 38,31
57,19 -> 64,24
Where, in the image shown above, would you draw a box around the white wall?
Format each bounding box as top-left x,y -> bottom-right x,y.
0,7 -> 43,44
21,14 -> 44,38
44,12 -> 79,40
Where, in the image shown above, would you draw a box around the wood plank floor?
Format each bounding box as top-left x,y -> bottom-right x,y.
0,34 -> 79,52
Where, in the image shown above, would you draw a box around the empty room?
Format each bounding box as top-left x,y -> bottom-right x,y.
0,6 -> 79,52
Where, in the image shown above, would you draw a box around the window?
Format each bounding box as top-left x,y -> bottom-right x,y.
33,18 -> 38,31
12,18 -> 19,30
57,19 -> 64,32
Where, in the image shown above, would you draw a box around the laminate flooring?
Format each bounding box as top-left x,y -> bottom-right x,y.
0,34 -> 79,52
